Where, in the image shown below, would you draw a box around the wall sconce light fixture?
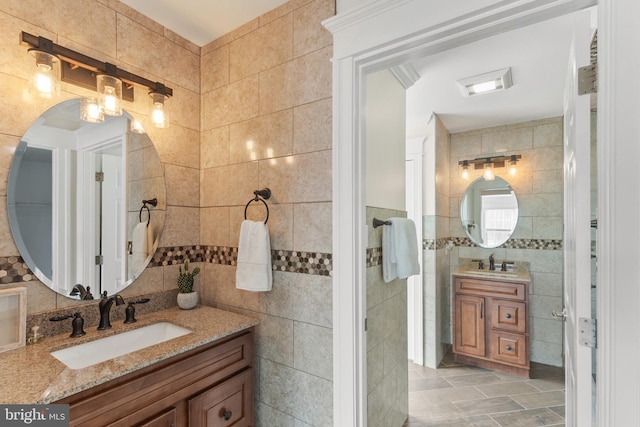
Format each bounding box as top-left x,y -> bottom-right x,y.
21,31 -> 173,128
459,154 -> 522,180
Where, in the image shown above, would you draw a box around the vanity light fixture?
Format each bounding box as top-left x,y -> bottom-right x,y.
457,67 -> 513,96
20,31 -> 173,128
459,154 -> 522,180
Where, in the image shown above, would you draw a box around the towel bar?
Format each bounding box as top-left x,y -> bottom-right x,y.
373,218 -> 391,228
244,188 -> 271,224
139,198 -> 157,225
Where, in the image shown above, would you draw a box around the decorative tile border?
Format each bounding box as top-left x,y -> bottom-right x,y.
366,236 -> 563,268
150,245 -> 333,276
426,237 -> 562,251
366,247 -> 382,267
0,256 -> 34,285
1,237 -> 561,282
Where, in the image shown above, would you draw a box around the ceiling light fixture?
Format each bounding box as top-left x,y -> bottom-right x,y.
459,154 -> 521,180
457,67 -> 513,96
21,31 -> 172,128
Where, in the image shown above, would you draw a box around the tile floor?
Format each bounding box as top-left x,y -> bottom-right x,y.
404,354 -> 566,427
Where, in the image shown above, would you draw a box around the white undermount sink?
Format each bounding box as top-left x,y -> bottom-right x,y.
464,270 -> 519,278
50,322 -> 192,369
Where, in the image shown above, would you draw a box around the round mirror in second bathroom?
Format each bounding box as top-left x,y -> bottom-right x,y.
460,176 -> 518,248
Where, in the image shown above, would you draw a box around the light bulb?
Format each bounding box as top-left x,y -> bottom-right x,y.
97,74 -> 123,116
149,92 -> 169,128
30,50 -> 60,98
460,161 -> 470,179
130,119 -> 145,134
509,155 -> 518,176
80,97 -> 104,123
483,163 -> 495,181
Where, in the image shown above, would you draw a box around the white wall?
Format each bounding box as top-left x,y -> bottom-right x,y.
365,69 -> 407,210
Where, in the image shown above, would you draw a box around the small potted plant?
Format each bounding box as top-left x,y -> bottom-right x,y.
177,259 -> 200,309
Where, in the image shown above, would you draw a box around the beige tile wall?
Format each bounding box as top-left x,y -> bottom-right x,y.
366,206 -> 409,427
0,0 -> 200,312
449,117 -> 564,366
199,0 -> 335,425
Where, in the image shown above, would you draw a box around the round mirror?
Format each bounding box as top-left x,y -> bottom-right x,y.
7,98 -> 166,299
460,176 -> 518,248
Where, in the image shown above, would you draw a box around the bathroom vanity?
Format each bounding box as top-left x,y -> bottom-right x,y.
452,267 -> 531,377
0,306 -> 257,426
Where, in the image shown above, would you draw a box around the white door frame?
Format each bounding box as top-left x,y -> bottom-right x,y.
324,0 -> 640,425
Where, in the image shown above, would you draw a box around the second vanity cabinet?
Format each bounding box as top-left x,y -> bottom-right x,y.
453,274 -> 530,377
56,328 -> 254,427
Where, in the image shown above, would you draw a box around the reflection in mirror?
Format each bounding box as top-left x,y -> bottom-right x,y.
460,176 -> 518,248
7,99 -> 166,299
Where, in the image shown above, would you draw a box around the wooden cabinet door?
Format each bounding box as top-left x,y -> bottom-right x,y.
454,295 -> 486,357
189,368 -> 254,427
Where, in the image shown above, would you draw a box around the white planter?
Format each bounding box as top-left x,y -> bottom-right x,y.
177,291 -> 198,310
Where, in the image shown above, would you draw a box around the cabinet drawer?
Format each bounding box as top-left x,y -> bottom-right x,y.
189,367 -> 254,427
489,299 -> 526,333
454,277 -> 526,301
488,331 -> 527,366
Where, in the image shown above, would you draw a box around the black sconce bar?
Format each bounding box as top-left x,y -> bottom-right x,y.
20,31 -> 173,102
459,154 -> 522,169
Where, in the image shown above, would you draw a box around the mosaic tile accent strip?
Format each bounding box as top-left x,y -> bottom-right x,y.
151,246 -> 332,276
0,256 -> 34,284
367,247 -> 383,267
423,239 -> 436,250
429,237 -> 563,250
272,250 -> 332,276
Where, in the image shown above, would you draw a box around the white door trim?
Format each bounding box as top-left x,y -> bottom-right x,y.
324,1 -> 614,426
596,1 -> 640,425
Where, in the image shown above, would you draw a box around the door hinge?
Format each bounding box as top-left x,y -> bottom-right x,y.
95,172 -> 104,182
579,317 -> 597,348
95,255 -> 103,265
578,64 -> 597,95
364,318 -> 368,332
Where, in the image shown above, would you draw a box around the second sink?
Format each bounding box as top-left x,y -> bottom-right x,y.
51,322 -> 192,369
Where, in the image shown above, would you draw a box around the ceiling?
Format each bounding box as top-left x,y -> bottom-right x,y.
118,2 -> 588,138
406,11 -> 587,137
119,0 -> 288,46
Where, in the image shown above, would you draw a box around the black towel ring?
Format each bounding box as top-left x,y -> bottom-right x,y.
139,198 -> 158,226
244,188 -> 271,224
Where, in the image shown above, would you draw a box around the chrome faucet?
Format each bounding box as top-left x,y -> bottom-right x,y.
97,291 -> 125,330
489,254 -> 495,271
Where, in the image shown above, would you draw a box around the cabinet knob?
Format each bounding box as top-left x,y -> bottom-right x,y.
505,313 -> 512,319
505,345 -> 512,351
219,408 -> 232,421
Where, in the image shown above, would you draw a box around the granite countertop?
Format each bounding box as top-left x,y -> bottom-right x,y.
452,266 -> 531,283
0,306 -> 258,404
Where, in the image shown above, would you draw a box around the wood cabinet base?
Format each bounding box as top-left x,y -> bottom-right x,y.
57,328 -> 255,427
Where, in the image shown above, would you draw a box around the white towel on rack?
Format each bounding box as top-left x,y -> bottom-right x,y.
382,217 -> 420,283
236,220 -> 272,292
131,222 -> 150,275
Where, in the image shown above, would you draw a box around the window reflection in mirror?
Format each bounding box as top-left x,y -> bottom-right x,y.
460,176 -> 518,248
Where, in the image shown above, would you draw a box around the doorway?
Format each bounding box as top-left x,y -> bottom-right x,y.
325,0 -> 606,425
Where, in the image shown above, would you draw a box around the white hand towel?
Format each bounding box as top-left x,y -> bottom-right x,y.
131,222 -> 149,275
236,220 -> 273,292
382,217 -> 420,283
